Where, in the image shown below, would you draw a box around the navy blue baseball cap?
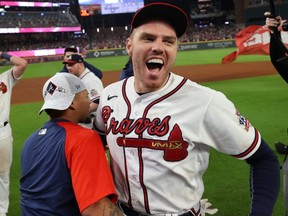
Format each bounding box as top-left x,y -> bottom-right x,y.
130,2 -> 189,38
63,54 -> 84,64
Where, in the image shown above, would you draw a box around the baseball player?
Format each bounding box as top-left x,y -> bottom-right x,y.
20,73 -> 122,215
63,53 -> 104,128
60,47 -> 103,80
265,11 -> 288,216
93,2 -> 280,215
0,52 -> 28,216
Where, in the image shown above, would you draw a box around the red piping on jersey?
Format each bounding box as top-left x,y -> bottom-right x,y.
231,129 -> 259,159
11,70 -> 16,80
191,205 -> 202,216
122,78 -> 134,209
121,76 -> 188,213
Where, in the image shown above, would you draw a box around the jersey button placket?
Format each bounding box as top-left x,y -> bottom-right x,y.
133,98 -> 141,117
132,175 -> 138,182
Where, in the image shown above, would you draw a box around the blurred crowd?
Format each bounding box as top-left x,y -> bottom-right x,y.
0,10 -> 79,28
1,24 -> 241,52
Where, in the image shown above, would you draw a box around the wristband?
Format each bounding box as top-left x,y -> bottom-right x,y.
1,52 -> 12,61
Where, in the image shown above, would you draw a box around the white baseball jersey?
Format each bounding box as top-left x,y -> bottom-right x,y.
0,68 -> 18,123
79,68 -> 103,128
79,68 -> 103,104
0,67 -> 20,214
94,73 -> 261,215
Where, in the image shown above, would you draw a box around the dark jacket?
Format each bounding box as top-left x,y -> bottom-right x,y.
119,58 -> 133,80
269,30 -> 288,83
61,61 -> 103,79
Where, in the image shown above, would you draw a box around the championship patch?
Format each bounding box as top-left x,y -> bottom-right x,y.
236,110 -> 250,131
90,88 -> 98,97
46,82 -> 66,96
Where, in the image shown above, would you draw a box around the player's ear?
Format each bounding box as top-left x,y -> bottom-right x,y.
69,98 -> 78,110
126,38 -> 132,56
68,102 -> 76,110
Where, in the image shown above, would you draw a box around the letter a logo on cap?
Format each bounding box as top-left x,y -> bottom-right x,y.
46,82 -> 57,95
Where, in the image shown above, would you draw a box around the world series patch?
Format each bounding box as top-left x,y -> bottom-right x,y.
236,110 -> 250,131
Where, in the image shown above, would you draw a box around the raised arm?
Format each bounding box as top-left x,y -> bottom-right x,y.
0,52 -> 28,79
264,12 -> 288,83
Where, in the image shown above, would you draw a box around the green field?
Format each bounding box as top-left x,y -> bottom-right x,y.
7,48 -> 286,215
1,47 -> 271,79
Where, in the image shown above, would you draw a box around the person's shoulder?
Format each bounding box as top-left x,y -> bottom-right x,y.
105,79 -> 125,90
59,66 -> 68,72
64,123 -> 100,139
83,61 -> 103,78
85,69 -> 103,84
170,73 -> 216,95
63,125 -> 103,151
1,68 -> 12,77
101,80 -> 124,98
81,69 -> 98,79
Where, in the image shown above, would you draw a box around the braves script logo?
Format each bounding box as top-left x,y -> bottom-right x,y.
0,82 -> 7,93
102,106 -> 188,161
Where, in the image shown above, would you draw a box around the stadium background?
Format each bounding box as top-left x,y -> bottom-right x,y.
1,0 -> 288,63
1,0 -> 288,215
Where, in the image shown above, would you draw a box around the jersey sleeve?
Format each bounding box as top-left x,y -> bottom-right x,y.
5,68 -> 18,86
85,73 -> 104,104
84,61 -> 103,79
199,90 -> 261,160
64,126 -> 117,212
93,89 -> 106,135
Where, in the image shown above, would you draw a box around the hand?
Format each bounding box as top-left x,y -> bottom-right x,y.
200,198 -> 218,215
264,12 -> 282,33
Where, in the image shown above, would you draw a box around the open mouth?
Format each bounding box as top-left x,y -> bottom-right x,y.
146,58 -> 163,71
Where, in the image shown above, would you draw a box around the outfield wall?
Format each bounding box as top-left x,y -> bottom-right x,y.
86,39 -> 236,58
0,39 -> 236,66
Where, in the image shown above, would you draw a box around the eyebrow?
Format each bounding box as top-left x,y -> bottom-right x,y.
140,32 -> 177,41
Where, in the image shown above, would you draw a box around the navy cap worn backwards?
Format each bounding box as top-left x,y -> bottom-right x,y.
131,2 -> 188,38
63,54 -> 84,64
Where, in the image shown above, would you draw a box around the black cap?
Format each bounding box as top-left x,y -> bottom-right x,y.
63,54 -> 84,64
131,2 -> 188,38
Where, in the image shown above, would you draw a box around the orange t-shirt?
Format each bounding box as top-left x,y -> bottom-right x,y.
62,121 -> 117,212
